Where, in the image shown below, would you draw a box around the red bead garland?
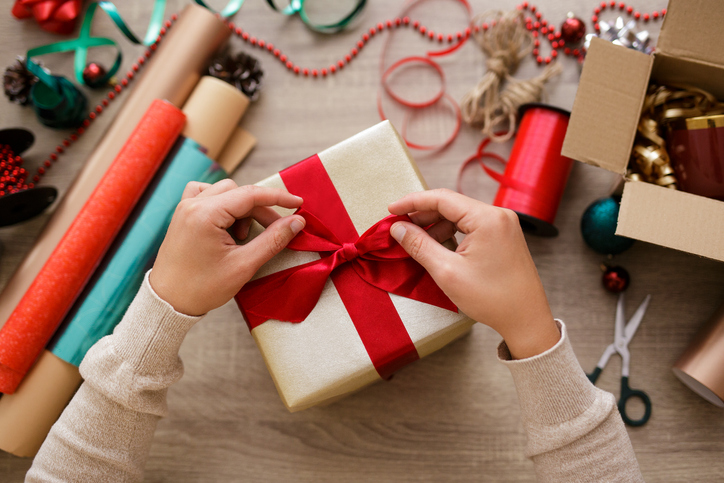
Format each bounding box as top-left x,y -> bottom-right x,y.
226,14 -> 470,78
515,2 -> 666,66
0,144 -> 29,196
592,1 -> 665,34
518,3 -> 586,64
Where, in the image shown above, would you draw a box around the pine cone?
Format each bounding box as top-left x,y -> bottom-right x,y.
4,58 -> 38,106
208,49 -> 263,101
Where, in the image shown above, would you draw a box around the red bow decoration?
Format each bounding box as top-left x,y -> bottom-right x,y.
12,0 -> 82,35
235,154 -> 457,378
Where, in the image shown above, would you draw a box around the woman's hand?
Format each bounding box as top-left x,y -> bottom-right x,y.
388,189 -> 559,359
150,180 -> 305,316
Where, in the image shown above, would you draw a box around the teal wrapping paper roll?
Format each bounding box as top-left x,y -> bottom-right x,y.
50,137 -> 226,366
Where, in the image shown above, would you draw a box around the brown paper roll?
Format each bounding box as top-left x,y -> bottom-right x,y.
0,352 -> 82,457
217,126 -> 257,173
182,77 -> 250,159
0,4 -> 230,330
673,301 -> 724,407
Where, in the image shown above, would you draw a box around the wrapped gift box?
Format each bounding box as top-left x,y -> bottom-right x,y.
237,121 -> 475,411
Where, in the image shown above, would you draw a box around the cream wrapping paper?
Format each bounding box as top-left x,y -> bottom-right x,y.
245,121 -> 475,411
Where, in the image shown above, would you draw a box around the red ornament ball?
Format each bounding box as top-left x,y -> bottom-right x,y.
560,15 -> 586,44
602,265 -> 630,293
82,62 -> 107,88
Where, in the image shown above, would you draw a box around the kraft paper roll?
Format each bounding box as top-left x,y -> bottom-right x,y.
0,100 -> 186,394
217,126 -> 257,173
0,4 -> 229,332
673,301 -> 724,407
0,352 -> 81,457
181,76 -> 250,159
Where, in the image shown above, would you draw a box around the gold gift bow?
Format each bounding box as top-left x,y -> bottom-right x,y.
630,84 -> 724,188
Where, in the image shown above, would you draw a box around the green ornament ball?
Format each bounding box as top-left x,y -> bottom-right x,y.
581,197 -> 635,255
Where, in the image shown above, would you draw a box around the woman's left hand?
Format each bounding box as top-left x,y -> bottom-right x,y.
150,179 -> 305,316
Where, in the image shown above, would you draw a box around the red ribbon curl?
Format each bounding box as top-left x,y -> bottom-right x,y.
235,154 -> 456,378
12,0 -> 82,35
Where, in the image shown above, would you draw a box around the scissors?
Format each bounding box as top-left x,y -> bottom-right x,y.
587,293 -> 652,427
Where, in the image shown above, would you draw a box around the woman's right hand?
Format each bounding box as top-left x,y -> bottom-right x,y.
388,189 -> 560,359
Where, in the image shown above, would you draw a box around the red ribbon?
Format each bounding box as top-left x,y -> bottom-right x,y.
235,154 -> 457,379
12,0 -> 82,35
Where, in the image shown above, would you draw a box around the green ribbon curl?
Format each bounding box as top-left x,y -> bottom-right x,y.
264,0 -> 366,33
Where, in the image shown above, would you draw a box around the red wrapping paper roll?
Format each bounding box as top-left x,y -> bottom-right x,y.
0,99 -> 186,394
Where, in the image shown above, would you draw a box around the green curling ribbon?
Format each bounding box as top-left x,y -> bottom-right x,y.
194,0 -> 246,18
97,0 -> 167,46
29,74 -> 87,128
23,0 -> 170,127
265,0 -> 366,33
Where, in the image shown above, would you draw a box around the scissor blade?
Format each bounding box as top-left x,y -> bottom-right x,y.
596,343 -> 617,371
624,294 -> 652,343
615,293 -> 625,345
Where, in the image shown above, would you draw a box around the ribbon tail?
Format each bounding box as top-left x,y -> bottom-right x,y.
235,255 -> 339,330
355,259 -> 458,313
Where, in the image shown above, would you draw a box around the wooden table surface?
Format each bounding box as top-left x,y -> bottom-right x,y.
1,0 -> 723,481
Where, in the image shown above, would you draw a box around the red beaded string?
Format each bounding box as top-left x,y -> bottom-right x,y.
591,1 -> 666,32
0,144 -> 29,197
517,2 -> 583,64
516,1 -> 666,66
226,14 -> 475,78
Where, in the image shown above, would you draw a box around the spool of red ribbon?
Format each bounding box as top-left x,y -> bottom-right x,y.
458,103 -> 573,236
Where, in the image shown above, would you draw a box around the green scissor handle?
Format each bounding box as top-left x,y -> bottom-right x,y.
618,376 -> 652,427
586,367 -> 602,384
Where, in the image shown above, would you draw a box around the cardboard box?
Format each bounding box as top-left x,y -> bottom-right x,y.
562,0 -> 724,262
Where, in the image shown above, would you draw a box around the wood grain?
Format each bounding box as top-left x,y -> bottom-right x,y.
1,1 -> 724,481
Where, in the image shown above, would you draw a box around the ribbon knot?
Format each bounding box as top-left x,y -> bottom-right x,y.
341,242 -> 359,262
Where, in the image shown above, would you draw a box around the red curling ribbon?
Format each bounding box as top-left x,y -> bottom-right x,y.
235,154 -> 457,379
458,105 -> 573,237
11,0 -> 82,35
381,56 -> 445,108
376,0 -> 472,151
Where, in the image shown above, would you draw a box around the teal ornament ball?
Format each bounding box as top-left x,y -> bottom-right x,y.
581,197 -> 635,255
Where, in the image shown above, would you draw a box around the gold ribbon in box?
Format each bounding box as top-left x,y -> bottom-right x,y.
238,121 -> 475,411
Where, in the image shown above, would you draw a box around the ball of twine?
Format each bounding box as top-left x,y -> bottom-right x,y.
460,10 -> 562,142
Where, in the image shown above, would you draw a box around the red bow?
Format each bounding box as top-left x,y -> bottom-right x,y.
237,209 -> 456,326
12,0 -> 82,35
235,154 -> 456,378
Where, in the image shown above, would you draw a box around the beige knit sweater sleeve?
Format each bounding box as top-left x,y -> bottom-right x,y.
27,272 -> 203,483
27,275 -> 643,482
498,321 -> 644,482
